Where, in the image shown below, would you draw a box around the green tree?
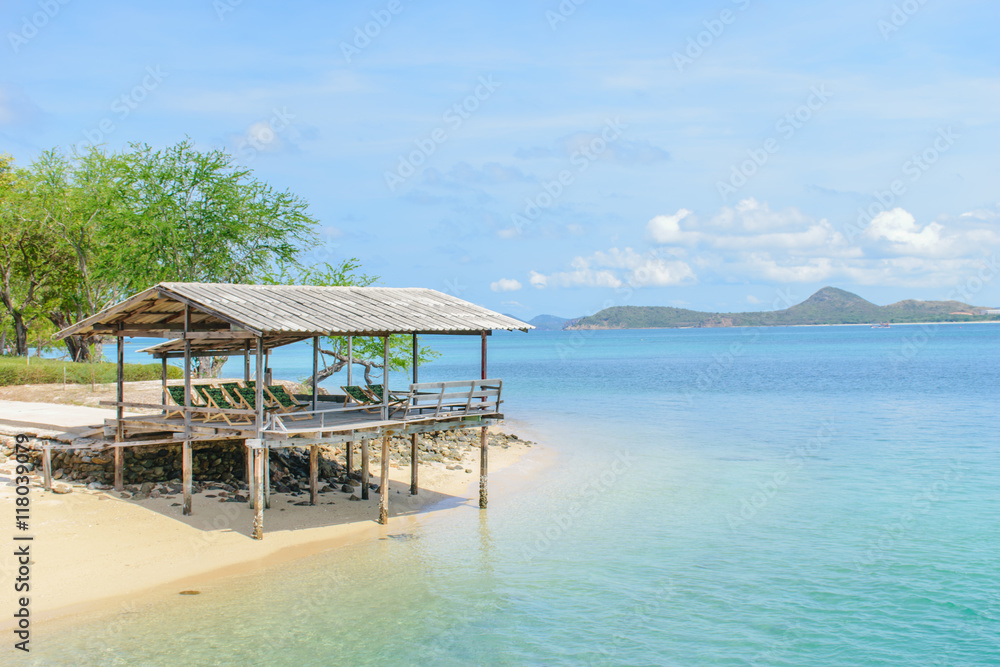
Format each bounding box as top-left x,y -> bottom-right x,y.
94,139 -> 316,290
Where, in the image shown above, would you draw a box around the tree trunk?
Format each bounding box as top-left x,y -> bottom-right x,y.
48,311 -> 91,362
11,311 -> 28,356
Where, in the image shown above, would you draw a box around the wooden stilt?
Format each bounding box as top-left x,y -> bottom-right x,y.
264,446 -> 270,509
379,434 -> 389,524
42,444 -> 51,491
114,446 -> 123,492
182,305 -> 192,516
182,439 -> 192,515
252,446 -> 264,540
310,445 -> 318,505
361,437 -> 370,500
115,327 -> 124,491
346,439 -> 354,474
479,426 -> 488,509
411,332 -> 418,496
479,330 -> 488,509
410,433 -> 418,495
246,442 -> 254,508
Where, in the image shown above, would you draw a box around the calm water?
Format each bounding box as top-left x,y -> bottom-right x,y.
36,325 -> 1000,665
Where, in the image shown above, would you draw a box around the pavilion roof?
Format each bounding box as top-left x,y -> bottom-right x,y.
55,282 -> 532,356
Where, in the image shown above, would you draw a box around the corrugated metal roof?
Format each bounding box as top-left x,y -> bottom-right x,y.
56,282 -> 532,342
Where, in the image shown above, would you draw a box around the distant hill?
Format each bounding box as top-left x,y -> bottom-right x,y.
565,287 -> 1000,329
528,314 -> 572,330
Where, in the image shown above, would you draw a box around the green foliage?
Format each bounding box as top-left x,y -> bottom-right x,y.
568,287 -> 1000,329
0,355 -> 181,386
0,141 -> 322,362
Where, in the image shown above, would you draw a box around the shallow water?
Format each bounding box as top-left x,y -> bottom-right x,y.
37,324 -> 1000,665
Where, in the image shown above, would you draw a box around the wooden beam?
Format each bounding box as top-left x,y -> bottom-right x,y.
114,327 -> 124,492
361,437 -> 370,500
255,336 -> 268,511
378,434 -> 389,524
309,445 -> 318,505
183,305 -> 193,516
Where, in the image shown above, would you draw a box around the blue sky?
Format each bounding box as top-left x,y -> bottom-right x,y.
3,0 -> 998,319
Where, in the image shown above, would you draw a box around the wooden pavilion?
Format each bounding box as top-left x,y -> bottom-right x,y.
54,282 -> 532,539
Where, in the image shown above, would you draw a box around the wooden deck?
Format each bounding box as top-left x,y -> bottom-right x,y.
102,402 -> 502,449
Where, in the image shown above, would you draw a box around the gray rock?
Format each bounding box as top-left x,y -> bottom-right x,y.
340,483 -> 354,493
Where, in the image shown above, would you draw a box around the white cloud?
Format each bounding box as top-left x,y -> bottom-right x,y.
529,247 -> 694,289
865,208 -> 943,254
746,295 -> 761,304
490,278 -> 523,292
646,208 -> 694,244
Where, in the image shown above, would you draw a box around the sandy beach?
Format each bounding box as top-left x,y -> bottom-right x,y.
0,391 -> 542,630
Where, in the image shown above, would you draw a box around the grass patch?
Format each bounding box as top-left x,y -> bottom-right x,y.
0,356 -> 182,386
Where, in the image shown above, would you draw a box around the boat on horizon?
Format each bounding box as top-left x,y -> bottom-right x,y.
871,322 -> 891,328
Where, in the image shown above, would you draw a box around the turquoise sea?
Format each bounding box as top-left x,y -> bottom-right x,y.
33,324 -> 1000,665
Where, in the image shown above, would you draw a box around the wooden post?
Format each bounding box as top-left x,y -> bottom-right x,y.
252,445 -> 264,540
312,335 -> 319,411
264,446 -> 270,509
379,434 -> 390,524
310,445 -> 318,505
479,330 -> 488,509
244,341 -> 250,383
246,442 -> 253,508
42,444 -> 51,491
381,335 -> 389,421
114,326 -> 124,491
346,439 -> 354,474
347,336 -> 353,386
182,306 -> 193,516
411,332 -> 418,495
361,437 -> 370,500
253,337 -> 264,514
160,357 -> 167,417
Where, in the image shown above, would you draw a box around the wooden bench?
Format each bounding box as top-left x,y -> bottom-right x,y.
403,379 -> 503,419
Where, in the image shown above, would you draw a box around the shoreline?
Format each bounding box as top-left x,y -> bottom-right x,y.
0,402 -> 548,631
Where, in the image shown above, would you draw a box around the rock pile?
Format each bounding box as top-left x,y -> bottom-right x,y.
0,430 -> 532,492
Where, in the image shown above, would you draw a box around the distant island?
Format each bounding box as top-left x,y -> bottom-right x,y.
550,287 -> 1000,330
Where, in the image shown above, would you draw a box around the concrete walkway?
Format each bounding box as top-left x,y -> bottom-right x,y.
0,399 -> 140,441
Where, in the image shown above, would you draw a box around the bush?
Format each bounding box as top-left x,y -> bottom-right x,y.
0,356 -> 182,386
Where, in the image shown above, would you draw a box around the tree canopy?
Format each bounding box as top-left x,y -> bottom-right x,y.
0,140 -> 316,361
